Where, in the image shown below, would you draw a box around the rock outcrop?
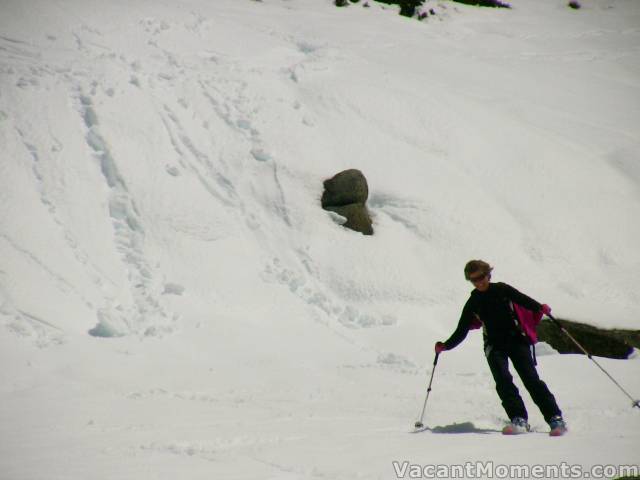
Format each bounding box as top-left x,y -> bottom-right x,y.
322,169 -> 373,235
538,318 -> 639,359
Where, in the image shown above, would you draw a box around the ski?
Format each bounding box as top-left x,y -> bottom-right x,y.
502,417 -> 530,435
501,425 -> 529,435
549,426 -> 568,437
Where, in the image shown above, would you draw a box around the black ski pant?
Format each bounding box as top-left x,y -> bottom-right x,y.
486,342 -> 561,423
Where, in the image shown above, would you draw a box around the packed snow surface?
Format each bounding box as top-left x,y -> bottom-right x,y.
1,0 -> 639,478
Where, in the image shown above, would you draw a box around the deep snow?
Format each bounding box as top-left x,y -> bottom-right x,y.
1,0 -> 639,478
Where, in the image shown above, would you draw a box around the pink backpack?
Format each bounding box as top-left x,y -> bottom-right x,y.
468,302 -> 543,344
511,302 -> 543,344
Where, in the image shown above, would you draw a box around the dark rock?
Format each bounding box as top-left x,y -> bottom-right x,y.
568,1 -> 581,9
537,318 -> 638,359
321,169 -> 369,208
451,0 -> 511,7
324,204 -> 374,235
335,0 -> 349,6
609,328 -> 640,348
374,0 -> 424,17
322,169 -> 374,235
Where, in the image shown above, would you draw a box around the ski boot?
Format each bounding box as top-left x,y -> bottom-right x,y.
548,415 -> 567,436
502,417 -> 530,435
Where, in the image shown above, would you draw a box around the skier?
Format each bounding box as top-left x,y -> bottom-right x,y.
434,260 -> 567,436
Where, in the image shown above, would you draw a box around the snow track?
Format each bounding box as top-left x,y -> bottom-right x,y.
74,89 -> 175,337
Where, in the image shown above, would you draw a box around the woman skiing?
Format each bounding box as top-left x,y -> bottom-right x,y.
435,260 -> 567,436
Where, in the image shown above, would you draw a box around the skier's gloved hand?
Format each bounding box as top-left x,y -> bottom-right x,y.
541,304 -> 552,315
435,342 -> 447,354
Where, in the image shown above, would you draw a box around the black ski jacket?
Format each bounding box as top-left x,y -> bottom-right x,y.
443,282 -> 542,350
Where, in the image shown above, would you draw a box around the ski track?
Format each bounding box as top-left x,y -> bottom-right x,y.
14,124 -> 115,295
369,193 -> 434,242
73,86 -> 175,336
160,103 -> 237,207
0,232 -> 86,303
261,255 -> 399,332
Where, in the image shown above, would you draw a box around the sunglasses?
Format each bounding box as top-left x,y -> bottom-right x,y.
468,273 -> 488,283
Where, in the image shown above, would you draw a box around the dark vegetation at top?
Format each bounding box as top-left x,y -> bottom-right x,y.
335,0 -> 510,18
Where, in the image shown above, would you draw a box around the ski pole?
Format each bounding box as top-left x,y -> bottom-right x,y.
414,352 -> 440,429
547,313 -> 640,409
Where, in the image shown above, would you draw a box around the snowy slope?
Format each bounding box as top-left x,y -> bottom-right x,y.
1,0 -> 639,478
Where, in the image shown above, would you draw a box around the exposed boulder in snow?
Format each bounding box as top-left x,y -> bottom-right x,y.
321,169 -> 373,235
452,0 -> 511,7
325,203 -> 374,235
321,169 -> 369,207
367,0 -> 512,18
537,318 -> 639,359
374,0 -> 425,17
